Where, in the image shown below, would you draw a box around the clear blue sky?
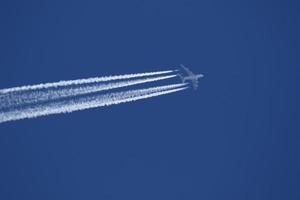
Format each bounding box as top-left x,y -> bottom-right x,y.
0,0 -> 299,199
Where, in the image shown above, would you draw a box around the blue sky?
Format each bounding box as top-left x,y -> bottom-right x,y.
0,0 -> 299,199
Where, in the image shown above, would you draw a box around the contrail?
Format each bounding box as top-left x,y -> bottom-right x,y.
0,74 -> 177,109
0,83 -> 188,123
0,70 -> 175,94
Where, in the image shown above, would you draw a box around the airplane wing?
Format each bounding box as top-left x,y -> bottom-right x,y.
192,81 -> 199,90
180,64 -> 193,76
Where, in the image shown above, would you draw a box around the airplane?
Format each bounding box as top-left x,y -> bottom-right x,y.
178,64 -> 204,90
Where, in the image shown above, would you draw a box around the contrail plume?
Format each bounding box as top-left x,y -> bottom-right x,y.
0,70 -> 175,94
0,83 -> 188,123
0,74 -> 177,109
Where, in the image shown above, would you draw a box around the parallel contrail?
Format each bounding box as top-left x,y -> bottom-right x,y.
0,70 -> 175,94
0,83 -> 188,123
0,74 -> 177,109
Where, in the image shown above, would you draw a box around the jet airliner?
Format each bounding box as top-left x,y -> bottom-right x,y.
178,64 -> 204,90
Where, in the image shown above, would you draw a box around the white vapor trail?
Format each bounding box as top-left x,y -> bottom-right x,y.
0,74 -> 177,109
0,70 -> 175,94
0,83 -> 188,123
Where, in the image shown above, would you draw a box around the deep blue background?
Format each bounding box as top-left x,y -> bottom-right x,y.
0,0 -> 299,199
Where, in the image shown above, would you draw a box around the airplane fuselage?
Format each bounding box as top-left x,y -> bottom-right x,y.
182,74 -> 203,82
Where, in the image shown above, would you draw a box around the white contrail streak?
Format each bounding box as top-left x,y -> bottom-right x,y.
0,70 -> 176,94
0,74 -> 177,109
0,83 -> 188,123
